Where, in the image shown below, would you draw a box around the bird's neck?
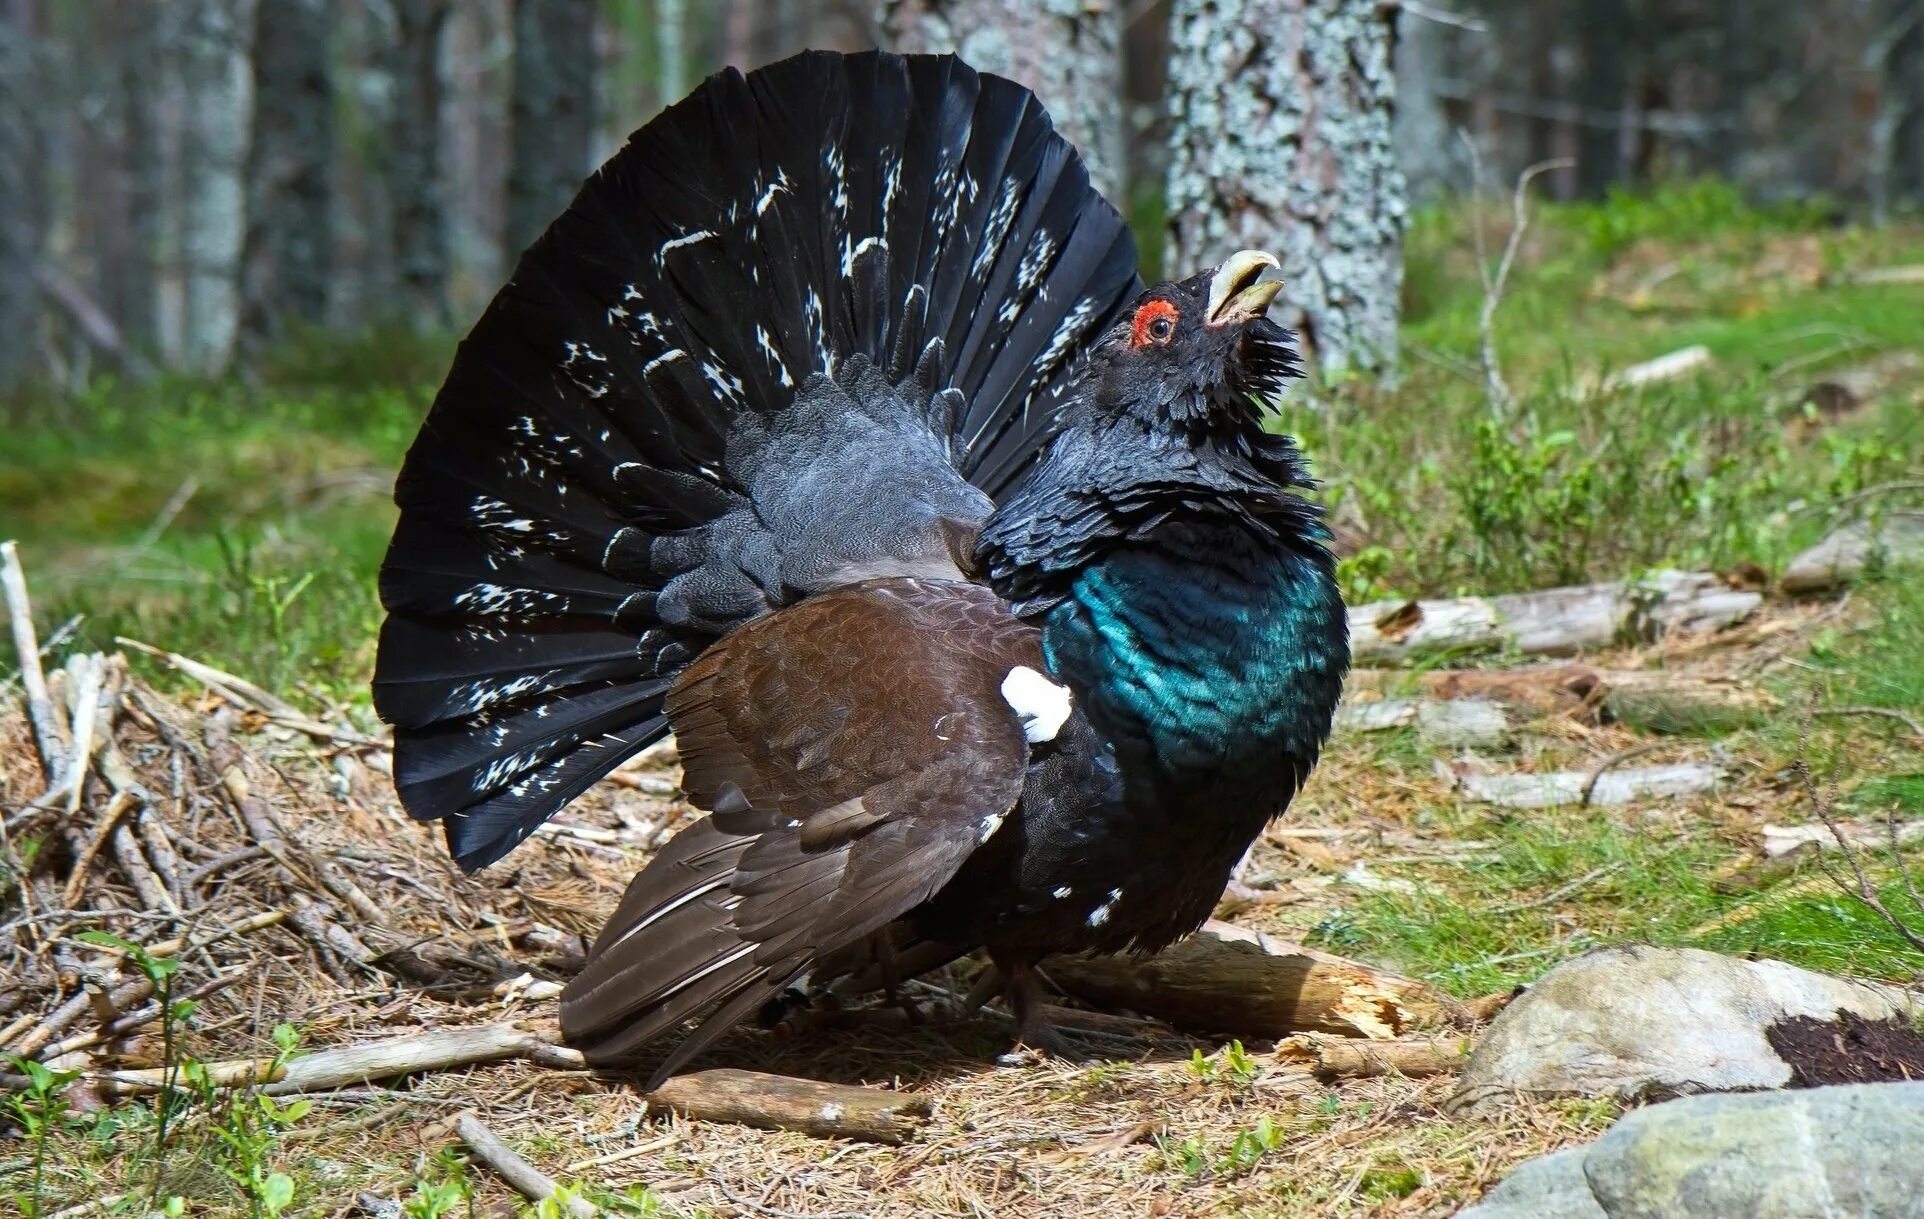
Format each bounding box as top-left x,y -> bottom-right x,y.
1040,514 -> 1348,806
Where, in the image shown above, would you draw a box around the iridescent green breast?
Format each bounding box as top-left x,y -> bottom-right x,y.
1041,520 -> 1348,800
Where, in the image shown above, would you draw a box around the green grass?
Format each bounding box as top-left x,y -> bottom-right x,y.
1319,570 -> 1924,994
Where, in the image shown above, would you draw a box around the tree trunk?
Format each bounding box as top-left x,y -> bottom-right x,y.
506,0 -> 597,256
1164,0 -> 1404,377
103,0 -> 161,355
177,0 -> 253,375
0,0 -> 42,390
381,0 -> 452,328
878,0 -> 1126,203
242,0 -> 336,346
1889,0 -> 1924,207
1393,6 -> 1459,203
657,0 -> 685,105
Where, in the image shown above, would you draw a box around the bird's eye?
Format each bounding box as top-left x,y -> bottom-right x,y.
1131,300 -> 1180,348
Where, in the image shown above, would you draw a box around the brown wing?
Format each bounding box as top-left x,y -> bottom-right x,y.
559,578 -> 1040,1082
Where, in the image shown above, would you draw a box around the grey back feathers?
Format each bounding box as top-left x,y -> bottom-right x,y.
374,49 -> 1139,869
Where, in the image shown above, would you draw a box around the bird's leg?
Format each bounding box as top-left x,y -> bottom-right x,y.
995,955 -> 1074,1065
873,932 -> 923,1025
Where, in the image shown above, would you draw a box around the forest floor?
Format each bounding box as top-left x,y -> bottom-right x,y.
4,185 -> 1924,1216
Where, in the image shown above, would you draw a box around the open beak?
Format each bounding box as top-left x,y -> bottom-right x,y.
1206,249 -> 1282,325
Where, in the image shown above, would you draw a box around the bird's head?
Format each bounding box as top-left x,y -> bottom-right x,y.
1078,250 -> 1300,430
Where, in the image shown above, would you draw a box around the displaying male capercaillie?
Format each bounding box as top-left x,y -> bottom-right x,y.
373,49 -> 1349,1087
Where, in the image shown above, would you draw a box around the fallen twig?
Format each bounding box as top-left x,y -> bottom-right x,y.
2,540 -> 68,784
1811,704 -> 1924,741
456,1112 -> 599,1218
1277,1033 -> 1470,1079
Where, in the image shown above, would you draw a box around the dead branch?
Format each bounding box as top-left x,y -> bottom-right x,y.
1459,146 -> 1573,419
645,1068 -> 934,1145
456,1113 -> 600,1218
1812,705 -> 1924,741
2,542 -> 70,786
1277,1033 -> 1471,1080
1045,921 -> 1453,1040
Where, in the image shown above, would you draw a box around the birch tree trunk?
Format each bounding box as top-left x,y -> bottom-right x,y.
0,0 -> 42,390
657,0 -> 685,105
243,0 -> 336,345
380,0 -> 452,327
506,0 -> 597,255
878,0 -> 1126,202
177,0 -> 253,374
1165,0 -> 1405,376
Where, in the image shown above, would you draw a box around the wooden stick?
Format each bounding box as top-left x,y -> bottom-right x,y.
455,1113 -> 599,1218
1045,921 -> 1453,1040
644,1068 -> 933,1145
2,540 -> 67,783
62,790 -> 138,905
117,636 -> 383,746
1277,1033 -> 1471,1079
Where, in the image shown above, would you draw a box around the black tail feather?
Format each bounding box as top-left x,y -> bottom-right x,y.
376,49 -> 1139,870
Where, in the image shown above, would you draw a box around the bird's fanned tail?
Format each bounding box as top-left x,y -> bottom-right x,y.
374,50 -> 1140,869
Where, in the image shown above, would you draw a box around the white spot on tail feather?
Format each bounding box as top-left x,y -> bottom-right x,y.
1001,666 -> 1071,744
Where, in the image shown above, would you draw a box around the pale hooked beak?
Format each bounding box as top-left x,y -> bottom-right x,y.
1206,249 -> 1282,325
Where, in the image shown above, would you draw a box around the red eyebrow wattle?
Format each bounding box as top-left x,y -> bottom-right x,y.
1130,300 -> 1179,348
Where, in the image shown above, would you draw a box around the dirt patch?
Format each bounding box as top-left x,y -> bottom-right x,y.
1766,1012 -> 1924,1087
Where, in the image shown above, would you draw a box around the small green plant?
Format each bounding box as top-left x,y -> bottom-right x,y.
76,930 -> 191,1206
1156,1115 -> 1285,1181
403,1148 -> 474,1219
1184,1039 -> 1260,1086
1224,1114 -> 1284,1172
4,1055 -> 83,1218
202,1023 -> 310,1219
1360,1159 -> 1424,1201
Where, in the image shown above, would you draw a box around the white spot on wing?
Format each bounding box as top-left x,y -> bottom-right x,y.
1001,665 -> 1072,744
1087,888 -> 1122,927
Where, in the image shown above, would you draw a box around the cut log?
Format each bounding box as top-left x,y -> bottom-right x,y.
1277,1033 -> 1470,1079
1600,672 -> 1777,734
645,1069 -> 932,1145
1350,570 -> 1760,664
1780,513 -> 1924,593
1448,761 -> 1721,809
1044,921 -> 1451,1040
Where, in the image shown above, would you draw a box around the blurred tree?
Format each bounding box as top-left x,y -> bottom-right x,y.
379,0 -> 452,327
658,0 -> 686,103
177,0 -> 252,374
243,0 -> 337,345
878,0 -> 1126,201
1165,0 -> 1404,375
507,0 -> 596,255
1394,6 -> 1467,202
103,0 -> 160,354
0,0 -> 42,390
1884,0 -> 1924,209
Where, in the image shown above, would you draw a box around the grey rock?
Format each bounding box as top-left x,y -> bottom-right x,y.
1452,947 -> 1915,1113
1460,1146 -> 1607,1219
1459,1083 -> 1924,1219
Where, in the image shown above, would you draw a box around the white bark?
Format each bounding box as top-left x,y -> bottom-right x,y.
177,0 -> 253,374
1349,570 -> 1762,664
879,0 -> 1126,202
1165,0 -> 1405,375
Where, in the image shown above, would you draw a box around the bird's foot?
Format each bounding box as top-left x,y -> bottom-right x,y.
995,957 -> 1078,1065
